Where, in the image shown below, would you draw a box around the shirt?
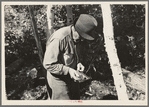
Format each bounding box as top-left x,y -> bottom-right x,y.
43,25 -> 80,75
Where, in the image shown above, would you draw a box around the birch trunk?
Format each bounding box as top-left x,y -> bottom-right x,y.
46,5 -> 54,41
66,5 -> 73,25
101,4 -> 129,100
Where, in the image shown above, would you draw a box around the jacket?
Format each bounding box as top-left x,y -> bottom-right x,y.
43,25 -> 80,76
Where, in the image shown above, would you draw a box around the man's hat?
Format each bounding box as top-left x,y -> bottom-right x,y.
75,14 -> 98,40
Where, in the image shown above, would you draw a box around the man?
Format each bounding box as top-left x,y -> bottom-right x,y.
43,14 -> 98,100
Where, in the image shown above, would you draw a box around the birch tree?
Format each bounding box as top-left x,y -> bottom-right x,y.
46,5 -> 54,41
101,4 -> 129,100
66,5 -> 73,25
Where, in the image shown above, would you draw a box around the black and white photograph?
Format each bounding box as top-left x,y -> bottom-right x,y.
1,1 -> 148,106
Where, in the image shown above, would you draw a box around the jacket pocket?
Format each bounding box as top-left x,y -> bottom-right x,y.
63,53 -> 74,66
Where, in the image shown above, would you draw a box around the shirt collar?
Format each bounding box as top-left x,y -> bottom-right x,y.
70,25 -> 81,43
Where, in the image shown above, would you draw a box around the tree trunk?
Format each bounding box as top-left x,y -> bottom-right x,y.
66,5 -> 73,26
28,5 -> 52,99
46,5 -> 54,41
28,6 -> 44,64
122,68 -> 145,93
101,4 -> 128,100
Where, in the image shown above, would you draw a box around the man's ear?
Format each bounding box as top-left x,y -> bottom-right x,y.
73,26 -> 80,40
73,31 -> 80,40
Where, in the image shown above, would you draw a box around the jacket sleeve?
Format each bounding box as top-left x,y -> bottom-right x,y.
43,38 -> 70,75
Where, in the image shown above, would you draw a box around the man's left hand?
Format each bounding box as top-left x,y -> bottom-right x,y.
77,63 -> 85,72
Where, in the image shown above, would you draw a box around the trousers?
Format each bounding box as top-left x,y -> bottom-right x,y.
47,71 -> 80,100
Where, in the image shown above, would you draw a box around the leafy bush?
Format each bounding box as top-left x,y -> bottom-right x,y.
5,4 -> 145,71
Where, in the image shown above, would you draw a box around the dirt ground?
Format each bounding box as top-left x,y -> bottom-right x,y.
6,65 -> 145,100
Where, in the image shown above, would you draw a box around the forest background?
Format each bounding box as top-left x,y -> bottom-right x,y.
4,3 -> 146,100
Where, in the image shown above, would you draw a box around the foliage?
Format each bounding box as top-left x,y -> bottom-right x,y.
111,5 -> 145,69
5,5 -> 47,65
5,4 -> 145,77
5,4 -> 145,74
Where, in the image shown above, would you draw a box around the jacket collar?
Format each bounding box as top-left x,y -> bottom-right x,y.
70,25 -> 82,44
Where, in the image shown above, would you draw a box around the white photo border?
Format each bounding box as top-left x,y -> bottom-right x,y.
1,1 -> 148,106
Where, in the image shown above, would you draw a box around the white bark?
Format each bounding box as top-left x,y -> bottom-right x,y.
46,5 -> 54,41
101,4 -> 129,100
66,5 -> 73,25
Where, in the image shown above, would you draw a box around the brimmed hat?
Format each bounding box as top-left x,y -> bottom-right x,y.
75,14 -> 98,40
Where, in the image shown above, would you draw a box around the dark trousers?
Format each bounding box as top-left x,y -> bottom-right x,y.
47,71 -> 80,100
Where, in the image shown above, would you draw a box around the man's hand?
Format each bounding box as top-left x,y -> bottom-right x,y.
77,63 -> 85,72
68,68 -> 81,81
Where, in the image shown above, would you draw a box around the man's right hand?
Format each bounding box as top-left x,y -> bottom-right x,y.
68,68 -> 81,81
